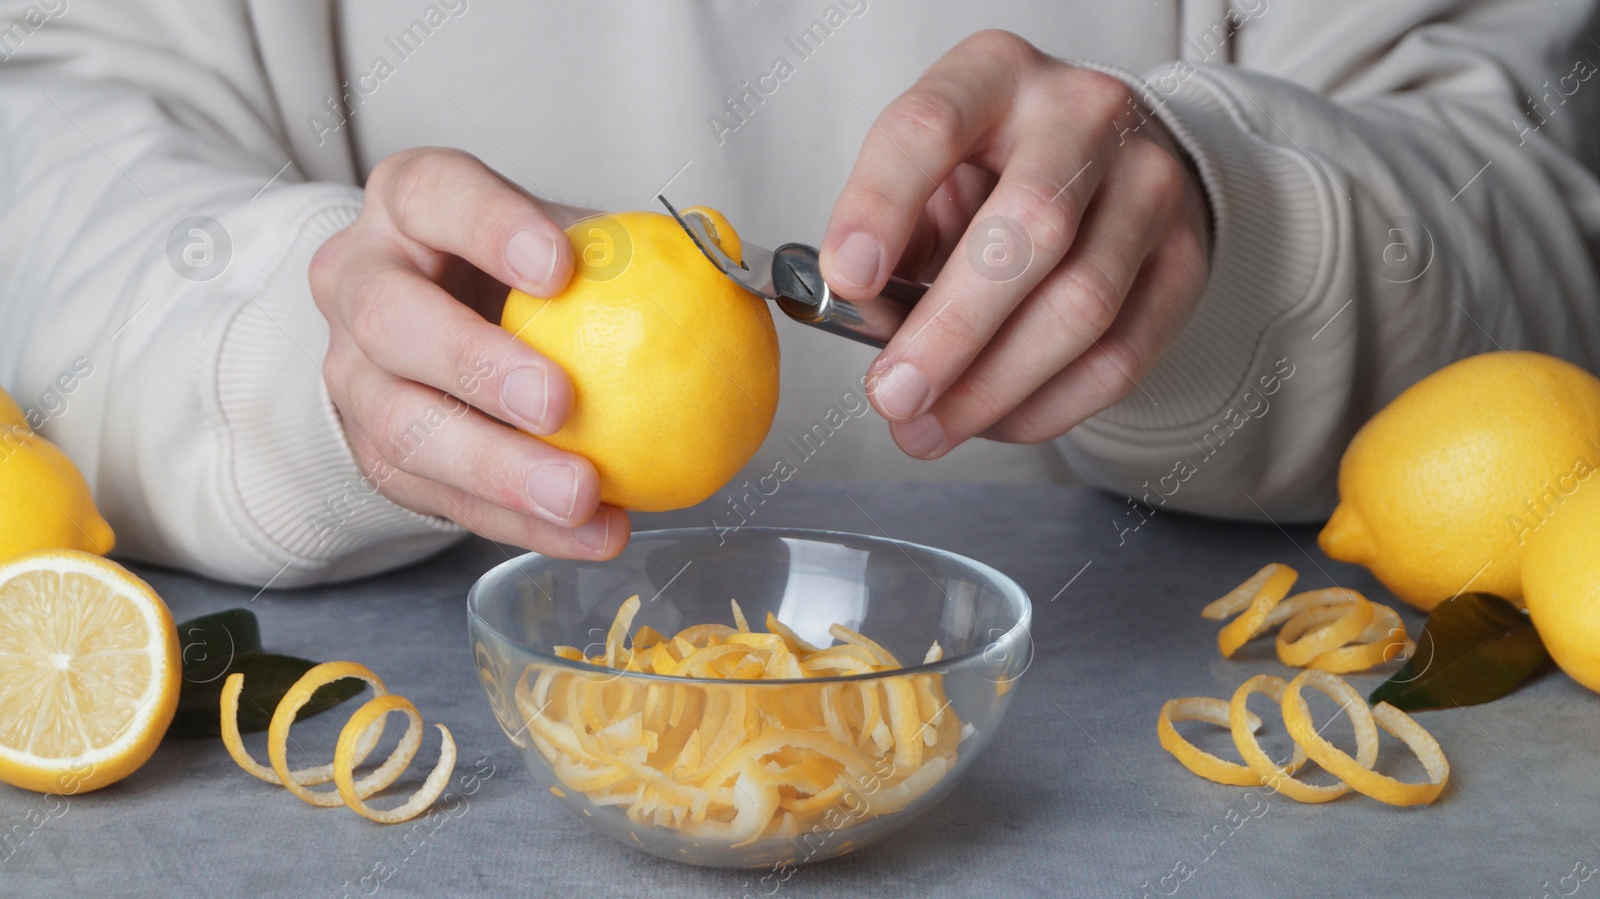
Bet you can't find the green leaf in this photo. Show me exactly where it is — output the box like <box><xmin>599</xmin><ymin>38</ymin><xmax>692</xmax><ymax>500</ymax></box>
<box><xmin>168</xmin><ymin>651</ymin><xmax>366</xmax><ymax>740</ymax></box>
<box><xmin>1369</xmin><ymin>592</ymin><xmax>1550</xmax><ymax>712</ymax></box>
<box><xmin>175</xmin><ymin>608</ymin><xmax>262</xmax><ymax>667</ymax></box>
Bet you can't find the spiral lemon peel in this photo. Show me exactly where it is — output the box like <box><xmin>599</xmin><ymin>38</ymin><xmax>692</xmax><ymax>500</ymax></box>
<box><xmin>1157</xmin><ymin>696</ymin><xmax>1264</xmax><ymax>787</ymax></box>
<box><xmin>1282</xmin><ymin>670</ymin><xmax>1449</xmax><ymax>806</ymax></box>
<box><xmin>1167</xmin><ymin>565</ymin><xmax>1448</xmax><ymax>807</ymax></box>
<box><xmin>1228</xmin><ymin>673</ymin><xmax>1365</xmax><ymax>804</ymax></box>
<box><xmin>1205</xmin><ymin>567</ymin><xmax>1411</xmax><ymax>674</ymax></box>
<box><xmin>1159</xmin><ymin>670</ymin><xmax>1445</xmax><ymax>806</ymax></box>
<box><xmin>221</xmin><ymin>661</ymin><xmax>455</xmax><ymax>824</ymax></box>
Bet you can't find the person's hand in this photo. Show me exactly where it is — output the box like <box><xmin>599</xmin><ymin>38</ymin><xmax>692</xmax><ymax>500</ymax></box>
<box><xmin>309</xmin><ymin>147</ymin><xmax>627</xmax><ymax>557</ymax></box>
<box><xmin>820</xmin><ymin>30</ymin><xmax>1212</xmax><ymax>458</ymax></box>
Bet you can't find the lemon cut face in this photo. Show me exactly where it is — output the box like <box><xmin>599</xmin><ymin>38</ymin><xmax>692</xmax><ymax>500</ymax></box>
<box><xmin>0</xmin><ymin>550</ymin><xmax>179</xmax><ymax>794</ymax></box>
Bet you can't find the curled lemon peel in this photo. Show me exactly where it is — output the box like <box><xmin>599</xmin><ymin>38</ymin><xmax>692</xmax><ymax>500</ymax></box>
<box><xmin>333</xmin><ymin>694</ymin><xmax>459</xmax><ymax>824</ymax></box>
<box><xmin>1157</xmin><ymin>696</ymin><xmax>1265</xmax><ymax>787</ymax></box>
<box><xmin>1282</xmin><ymin>670</ymin><xmax>1449</xmax><ymax>806</ymax></box>
<box><xmin>1306</xmin><ymin>604</ymin><xmax>1416</xmax><ymax>674</ymax></box>
<box><xmin>221</xmin><ymin>663</ymin><xmax>388</xmax><ymax>789</ymax></box>
<box><xmin>1227</xmin><ymin>674</ymin><xmax>1363</xmax><ymax>804</ymax></box>
<box><xmin>1165</xmin><ymin>566</ymin><xmax>1447</xmax><ymax>807</ymax></box>
<box><xmin>1160</xmin><ymin>670</ymin><xmax>1444</xmax><ymax>806</ymax></box>
<box><xmin>220</xmin><ymin>661</ymin><xmax>456</xmax><ymax>824</ymax></box>
<box><xmin>268</xmin><ymin>662</ymin><xmax>414</xmax><ymax>809</ymax></box>
<box><xmin>1205</xmin><ymin>568</ymin><xmax>1411</xmax><ymax>674</ymax></box>
<box><xmin>1209</xmin><ymin>564</ymin><xmax>1299</xmax><ymax>657</ymax></box>
<box><xmin>1275</xmin><ymin>595</ymin><xmax>1374</xmax><ymax>667</ymax></box>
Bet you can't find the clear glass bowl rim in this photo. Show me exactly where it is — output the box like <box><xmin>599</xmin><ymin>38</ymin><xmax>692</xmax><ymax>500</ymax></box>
<box><xmin>466</xmin><ymin>525</ymin><xmax>1033</xmax><ymax>687</ymax></box>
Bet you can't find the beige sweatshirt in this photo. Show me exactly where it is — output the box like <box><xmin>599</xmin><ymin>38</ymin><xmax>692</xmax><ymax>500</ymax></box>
<box><xmin>1</xmin><ymin>0</ymin><xmax>1597</xmax><ymax>585</ymax></box>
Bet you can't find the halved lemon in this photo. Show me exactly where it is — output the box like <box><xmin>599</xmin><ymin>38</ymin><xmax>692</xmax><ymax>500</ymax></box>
<box><xmin>0</xmin><ymin>550</ymin><xmax>180</xmax><ymax>794</ymax></box>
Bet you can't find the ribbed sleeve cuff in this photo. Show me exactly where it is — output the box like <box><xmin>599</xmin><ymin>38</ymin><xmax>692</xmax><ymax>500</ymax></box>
<box><xmin>1071</xmin><ymin>61</ymin><xmax>1334</xmax><ymax>433</ymax></box>
<box><xmin>1049</xmin><ymin>63</ymin><xmax>1337</xmax><ymax>511</ymax></box>
<box><xmin>216</xmin><ymin>196</ymin><xmax>463</xmax><ymax>586</ymax></box>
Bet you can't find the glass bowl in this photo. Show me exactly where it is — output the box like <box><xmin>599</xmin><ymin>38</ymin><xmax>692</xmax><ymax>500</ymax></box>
<box><xmin>467</xmin><ymin>526</ymin><xmax>1032</xmax><ymax>869</ymax></box>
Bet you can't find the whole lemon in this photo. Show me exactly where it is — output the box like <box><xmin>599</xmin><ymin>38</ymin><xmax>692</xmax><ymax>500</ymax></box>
<box><xmin>1319</xmin><ymin>352</ymin><xmax>1600</xmax><ymax>611</ymax></box>
<box><xmin>1524</xmin><ymin>478</ymin><xmax>1600</xmax><ymax>693</ymax></box>
<box><xmin>0</xmin><ymin>390</ymin><xmax>115</xmax><ymax>559</ymax></box>
<box><xmin>501</xmin><ymin>209</ymin><xmax>779</xmax><ymax>512</ymax></box>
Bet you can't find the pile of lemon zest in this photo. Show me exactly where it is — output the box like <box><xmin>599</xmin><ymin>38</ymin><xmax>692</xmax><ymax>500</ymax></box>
<box><xmin>525</xmin><ymin>599</ymin><xmax>965</xmax><ymax>845</ymax></box>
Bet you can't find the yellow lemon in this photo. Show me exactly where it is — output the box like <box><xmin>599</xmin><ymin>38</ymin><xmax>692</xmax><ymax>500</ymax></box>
<box><xmin>0</xmin><ymin>390</ymin><xmax>115</xmax><ymax>559</ymax></box>
<box><xmin>1319</xmin><ymin>352</ymin><xmax>1600</xmax><ymax>611</ymax></box>
<box><xmin>1318</xmin><ymin>350</ymin><xmax>1600</xmax><ymax>607</ymax></box>
<box><xmin>0</xmin><ymin>549</ymin><xmax>180</xmax><ymax>794</ymax></box>
<box><xmin>501</xmin><ymin>208</ymin><xmax>779</xmax><ymax>512</ymax></box>
<box><xmin>1523</xmin><ymin>475</ymin><xmax>1600</xmax><ymax>693</ymax></box>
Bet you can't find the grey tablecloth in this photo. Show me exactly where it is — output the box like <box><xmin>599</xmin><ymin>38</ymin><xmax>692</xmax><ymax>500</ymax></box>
<box><xmin>2</xmin><ymin>483</ymin><xmax>1591</xmax><ymax>898</ymax></box>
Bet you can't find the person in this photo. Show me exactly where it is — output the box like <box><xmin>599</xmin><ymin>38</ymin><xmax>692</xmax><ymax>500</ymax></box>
<box><xmin>1</xmin><ymin>0</ymin><xmax>1596</xmax><ymax>587</ymax></box>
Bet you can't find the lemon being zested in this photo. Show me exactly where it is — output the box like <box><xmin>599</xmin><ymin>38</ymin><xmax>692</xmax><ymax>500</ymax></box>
<box><xmin>0</xmin><ymin>550</ymin><xmax>180</xmax><ymax>794</ymax></box>
<box><xmin>1319</xmin><ymin>352</ymin><xmax>1600</xmax><ymax>611</ymax></box>
<box><xmin>501</xmin><ymin>208</ymin><xmax>780</xmax><ymax>512</ymax></box>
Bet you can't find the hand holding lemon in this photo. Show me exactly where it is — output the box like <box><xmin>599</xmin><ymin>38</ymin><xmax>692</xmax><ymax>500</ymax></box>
<box><xmin>310</xmin><ymin>148</ymin><xmax>615</xmax><ymax>558</ymax></box>
<box><xmin>310</xmin><ymin>148</ymin><xmax>781</xmax><ymax>557</ymax></box>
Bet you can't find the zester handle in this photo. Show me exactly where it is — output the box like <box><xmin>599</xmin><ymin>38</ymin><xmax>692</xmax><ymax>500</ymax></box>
<box><xmin>769</xmin><ymin>243</ymin><xmax>926</xmax><ymax>350</ymax></box>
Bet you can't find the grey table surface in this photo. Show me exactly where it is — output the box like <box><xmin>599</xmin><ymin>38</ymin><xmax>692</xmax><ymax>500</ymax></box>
<box><xmin>1</xmin><ymin>482</ymin><xmax>1592</xmax><ymax>898</ymax></box>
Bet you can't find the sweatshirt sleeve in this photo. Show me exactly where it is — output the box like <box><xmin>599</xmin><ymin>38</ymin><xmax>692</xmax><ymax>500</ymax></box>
<box><xmin>1060</xmin><ymin>0</ymin><xmax>1600</xmax><ymax>524</ymax></box>
<box><xmin>0</xmin><ymin>1</ymin><xmax>463</xmax><ymax>587</ymax></box>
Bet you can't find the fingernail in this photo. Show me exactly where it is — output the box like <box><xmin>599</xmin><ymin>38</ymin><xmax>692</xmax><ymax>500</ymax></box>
<box><xmin>574</xmin><ymin>513</ymin><xmax>611</xmax><ymax>552</ymax></box>
<box><xmin>507</xmin><ymin>230</ymin><xmax>560</xmax><ymax>293</ymax></box>
<box><xmin>895</xmin><ymin>414</ymin><xmax>947</xmax><ymax>458</ymax></box>
<box><xmin>869</xmin><ymin>362</ymin><xmax>931</xmax><ymax>421</ymax></box>
<box><xmin>501</xmin><ymin>367</ymin><xmax>552</xmax><ymax>433</ymax></box>
<box><xmin>831</xmin><ymin>231</ymin><xmax>882</xmax><ymax>291</ymax></box>
<box><xmin>527</xmin><ymin>462</ymin><xmax>580</xmax><ymax>522</ymax></box>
